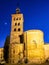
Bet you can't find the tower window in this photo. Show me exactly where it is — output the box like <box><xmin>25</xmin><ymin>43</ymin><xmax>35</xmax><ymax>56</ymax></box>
<box><xmin>18</xmin><ymin>23</ymin><xmax>20</xmax><ymax>26</ymax></box>
<box><xmin>18</xmin><ymin>28</ymin><xmax>20</xmax><ymax>31</ymax></box>
<box><xmin>19</xmin><ymin>18</ymin><xmax>21</xmax><ymax>20</ymax></box>
<box><xmin>16</xmin><ymin>18</ymin><xmax>18</xmax><ymax>20</ymax></box>
<box><xmin>14</xmin><ymin>18</ymin><xmax>15</xmax><ymax>21</ymax></box>
<box><xmin>15</xmin><ymin>23</ymin><xmax>17</xmax><ymax>26</ymax></box>
<box><xmin>14</xmin><ymin>28</ymin><xmax>16</xmax><ymax>31</ymax></box>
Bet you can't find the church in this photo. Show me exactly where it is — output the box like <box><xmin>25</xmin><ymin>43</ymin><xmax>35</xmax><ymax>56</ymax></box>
<box><xmin>0</xmin><ymin>8</ymin><xmax>49</xmax><ymax>64</ymax></box>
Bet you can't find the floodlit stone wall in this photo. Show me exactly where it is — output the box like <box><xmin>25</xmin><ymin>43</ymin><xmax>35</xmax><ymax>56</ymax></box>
<box><xmin>10</xmin><ymin>9</ymin><xmax>24</xmax><ymax>44</ymax></box>
<box><xmin>0</xmin><ymin>48</ymin><xmax>4</xmax><ymax>61</ymax></box>
<box><xmin>9</xmin><ymin>8</ymin><xmax>24</xmax><ymax>64</ymax></box>
<box><xmin>24</xmin><ymin>30</ymin><xmax>45</xmax><ymax>64</ymax></box>
<box><xmin>44</xmin><ymin>44</ymin><xmax>49</xmax><ymax>60</ymax></box>
<box><xmin>27</xmin><ymin>48</ymin><xmax>45</xmax><ymax>64</ymax></box>
<box><xmin>9</xmin><ymin>43</ymin><xmax>24</xmax><ymax>64</ymax></box>
<box><xmin>7</xmin><ymin>8</ymin><xmax>49</xmax><ymax>64</ymax></box>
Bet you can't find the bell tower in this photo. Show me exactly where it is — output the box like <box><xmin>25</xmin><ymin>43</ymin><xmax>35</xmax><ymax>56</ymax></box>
<box><xmin>10</xmin><ymin>8</ymin><xmax>24</xmax><ymax>44</ymax></box>
<box><xmin>9</xmin><ymin>8</ymin><xmax>24</xmax><ymax>63</ymax></box>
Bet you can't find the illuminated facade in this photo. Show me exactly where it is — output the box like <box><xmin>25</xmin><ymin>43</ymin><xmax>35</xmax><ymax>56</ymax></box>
<box><xmin>10</xmin><ymin>8</ymin><xmax>24</xmax><ymax>44</ymax></box>
<box><xmin>1</xmin><ymin>8</ymin><xmax>49</xmax><ymax>64</ymax></box>
<box><xmin>8</xmin><ymin>8</ymin><xmax>49</xmax><ymax>64</ymax></box>
<box><xmin>44</xmin><ymin>44</ymin><xmax>49</xmax><ymax>60</ymax></box>
<box><xmin>0</xmin><ymin>48</ymin><xmax>4</xmax><ymax>61</ymax></box>
<box><xmin>9</xmin><ymin>8</ymin><xmax>24</xmax><ymax>64</ymax></box>
<box><xmin>24</xmin><ymin>30</ymin><xmax>45</xmax><ymax>64</ymax></box>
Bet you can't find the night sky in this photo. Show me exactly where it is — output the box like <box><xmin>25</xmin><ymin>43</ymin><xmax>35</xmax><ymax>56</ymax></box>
<box><xmin>0</xmin><ymin>0</ymin><xmax>49</xmax><ymax>47</ymax></box>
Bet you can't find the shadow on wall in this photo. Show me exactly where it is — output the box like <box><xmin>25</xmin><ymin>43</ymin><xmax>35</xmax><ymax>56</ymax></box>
<box><xmin>3</xmin><ymin>34</ymin><xmax>24</xmax><ymax>63</ymax></box>
<box><xmin>19</xmin><ymin>34</ymin><xmax>24</xmax><ymax>43</ymax></box>
<box><xmin>4</xmin><ymin>36</ymin><xmax>10</xmax><ymax>63</ymax></box>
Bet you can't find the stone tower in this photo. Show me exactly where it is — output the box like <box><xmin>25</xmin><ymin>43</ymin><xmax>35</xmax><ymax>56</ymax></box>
<box><xmin>10</xmin><ymin>8</ymin><xmax>24</xmax><ymax>44</ymax></box>
<box><xmin>9</xmin><ymin>8</ymin><xmax>24</xmax><ymax>64</ymax></box>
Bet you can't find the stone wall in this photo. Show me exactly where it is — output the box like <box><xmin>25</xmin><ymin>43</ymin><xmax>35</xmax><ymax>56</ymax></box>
<box><xmin>9</xmin><ymin>43</ymin><xmax>24</xmax><ymax>64</ymax></box>
<box><xmin>24</xmin><ymin>30</ymin><xmax>45</xmax><ymax>64</ymax></box>
<box><xmin>0</xmin><ymin>48</ymin><xmax>4</xmax><ymax>61</ymax></box>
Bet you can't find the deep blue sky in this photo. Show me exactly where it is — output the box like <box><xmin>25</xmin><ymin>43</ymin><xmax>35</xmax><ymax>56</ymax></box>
<box><xmin>0</xmin><ymin>0</ymin><xmax>49</xmax><ymax>47</ymax></box>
